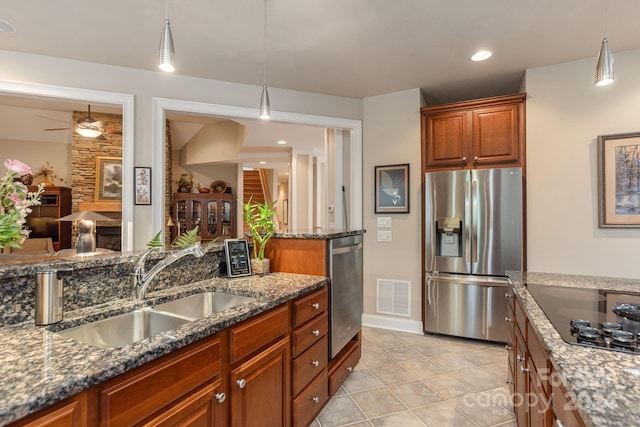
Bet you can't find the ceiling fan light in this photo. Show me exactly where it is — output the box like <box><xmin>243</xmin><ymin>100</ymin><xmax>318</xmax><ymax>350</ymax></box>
<box><xmin>595</xmin><ymin>36</ymin><xmax>614</xmax><ymax>86</ymax></box>
<box><xmin>158</xmin><ymin>18</ymin><xmax>175</xmax><ymax>72</ymax></box>
<box><xmin>75</xmin><ymin>127</ymin><xmax>102</xmax><ymax>138</ymax></box>
<box><xmin>259</xmin><ymin>85</ymin><xmax>271</xmax><ymax>120</ymax></box>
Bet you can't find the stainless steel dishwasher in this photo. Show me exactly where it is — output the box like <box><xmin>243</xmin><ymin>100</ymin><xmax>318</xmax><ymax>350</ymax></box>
<box><xmin>329</xmin><ymin>234</ymin><xmax>363</xmax><ymax>358</ymax></box>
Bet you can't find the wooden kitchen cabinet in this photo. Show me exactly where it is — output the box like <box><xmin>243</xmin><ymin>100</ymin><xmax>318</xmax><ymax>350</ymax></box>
<box><xmin>506</xmin><ymin>287</ymin><xmax>581</xmax><ymax>427</ymax></box>
<box><xmin>172</xmin><ymin>193</ymin><xmax>234</xmax><ymax>243</ymax></box>
<box><xmin>8</xmin><ymin>393</ymin><xmax>86</xmax><ymax>427</ymax></box>
<box><xmin>230</xmin><ymin>337</ymin><xmax>291</xmax><ymax>427</ymax></box>
<box><xmin>421</xmin><ymin>93</ymin><xmax>525</xmax><ymax>171</ymax></box>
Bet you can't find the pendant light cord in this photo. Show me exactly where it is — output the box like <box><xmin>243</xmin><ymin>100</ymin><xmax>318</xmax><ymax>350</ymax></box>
<box><xmin>165</xmin><ymin>0</ymin><xmax>169</xmax><ymax>21</ymax></box>
<box><xmin>602</xmin><ymin>0</ymin><xmax>608</xmax><ymax>38</ymax></box>
<box><xmin>263</xmin><ymin>0</ymin><xmax>267</xmax><ymax>86</ymax></box>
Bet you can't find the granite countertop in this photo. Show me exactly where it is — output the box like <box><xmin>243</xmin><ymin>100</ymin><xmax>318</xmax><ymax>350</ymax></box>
<box><xmin>508</xmin><ymin>271</ymin><xmax>640</xmax><ymax>427</ymax></box>
<box><xmin>0</xmin><ymin>272</ymin><xmax>329</xmax><ymax>426</ymax></box>
<box><xmin>273</xmin><ymin>228</ymin><xmax>365</xmax><ymax>239</ymax></box>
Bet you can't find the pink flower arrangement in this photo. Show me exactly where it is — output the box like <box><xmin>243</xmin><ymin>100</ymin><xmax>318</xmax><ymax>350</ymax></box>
<box><xmin>0</xmin><ymin>159</ymin><xmax>45</xmax><ymax>249</ymax></box>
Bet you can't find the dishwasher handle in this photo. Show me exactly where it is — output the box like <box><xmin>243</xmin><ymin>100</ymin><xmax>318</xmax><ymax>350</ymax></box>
<box><xmin>332</xmin><ymin>242</ymin><xmax>362</xmax><ymax>255</ymax></box>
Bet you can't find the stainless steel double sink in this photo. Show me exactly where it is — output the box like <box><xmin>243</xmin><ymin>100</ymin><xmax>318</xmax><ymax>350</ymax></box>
<box><xmin>58</xmin><ymin>292</ymin><xmax>254</xmax><ymax>348</ymax></box>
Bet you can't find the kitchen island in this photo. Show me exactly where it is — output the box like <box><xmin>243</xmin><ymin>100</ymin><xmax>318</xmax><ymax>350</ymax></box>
<box><xmin>0</xmin><ymin>268</ymin><xmax>329</xmax><ymax>426</ymax></box>
<box><xmin>508</xmin><ymin>271</ymin><xmax>640</xmax><ymax>427</ymax></box>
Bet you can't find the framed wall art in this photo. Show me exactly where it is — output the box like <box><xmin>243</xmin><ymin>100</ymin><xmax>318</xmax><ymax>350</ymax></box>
<box><xmin>598</xmin><ymin>132</ymin><xmax>640</xmax><ymax>227</ymax></box>
<box><xmin>95</xmin><ymin>156</ymin><xmax>122</xmax><ymax>202</ymax></box>
<box><xmin>134</xmin><ymin>166</ymin><xmax>152</xmax><ymax>205</ymax></box>
<box><xmin>374</xmin><ymin>163</ymin><xmax>409</xmax><ymax>214</ymax></box>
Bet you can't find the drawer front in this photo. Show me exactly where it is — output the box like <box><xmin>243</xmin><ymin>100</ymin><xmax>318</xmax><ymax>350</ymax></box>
<box><xmin>514</xmin><ymin>296</ymin><xmax>527</xmax><ymax>340</ymax></box>
<box><xmin>293</xmin><ymin>335</ymin><xmax>328</xmax><ymax>396</ymax></box>
<box><xmin>527</xmin><ymin>322</ymin><xmax>551</xmax><ymax>394</ymax></box>
<box><xmin>293</xmin><ymin>287</ymin><xmax>328</xmax><ymax>328</ymax></box>
<box><xmin>329</xmin><ymin>339</ymin><xmax>361</xmax><ymax>396</ymax></box>
<box><xmin>230</xmin><ymin>305</ymin><xmax>290</xmax><ymax>364</ymax></box>
<box><xmin>506</xmin><ymin>287</ymin><xmax>515</xmax><ymax>314</ymax></box>
<box><xmin>293</xmin><ymin>311</ymin><xmax>328</xmax><ymax>357</ymax></box>
<box><xmin>292</xmin><ymin>369</ymin><xmax>329</xmax><ymax>427</ymax></box>
<box><xmin>100</xmin><ymin>336</ymin><xmax>221</xmax><ymax>427</ymax></box>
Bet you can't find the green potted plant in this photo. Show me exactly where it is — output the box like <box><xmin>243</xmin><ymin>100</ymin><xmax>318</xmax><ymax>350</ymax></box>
<box><xmin>243</xmin><ymin>197</ymin><xmax>277</xmax><ymax>275</ymax></box>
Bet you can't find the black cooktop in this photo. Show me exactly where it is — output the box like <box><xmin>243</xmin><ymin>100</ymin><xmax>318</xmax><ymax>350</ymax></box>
<box><xmin>525</xmin><ymin>283</ymin><xmax>640</xmax><ymax>354</ymax></box>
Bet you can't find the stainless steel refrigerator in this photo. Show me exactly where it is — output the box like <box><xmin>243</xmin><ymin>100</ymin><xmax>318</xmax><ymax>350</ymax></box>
<box><xmin>424</xmin><ymin>167</ymin><xmax>522</xmax><ymax>342</ymax></box>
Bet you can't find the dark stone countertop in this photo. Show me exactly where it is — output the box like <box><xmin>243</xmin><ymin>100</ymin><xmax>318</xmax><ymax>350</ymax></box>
<box><xmin>272</xmin><ymin>229</ymin><xmax>365</xmax><ymax>239</ymax></box>
<box><xmin>508</xmin><ymin>271</ymin><xmax>640</xmax><ymax>427</ymax></box>
<box><xmin>0</xmin><ymin>272</ymin><xmax>329</xmax><ymax>426</ymax></box>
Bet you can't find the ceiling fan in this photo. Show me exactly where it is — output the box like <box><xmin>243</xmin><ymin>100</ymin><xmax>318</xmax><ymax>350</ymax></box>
<box><xmin>42</xmin><ymin>104</ymin><xmax>122</xmax><ymax>140</ymax></box>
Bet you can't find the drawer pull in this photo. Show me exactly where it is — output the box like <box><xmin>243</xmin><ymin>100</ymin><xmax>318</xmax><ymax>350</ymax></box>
<box><xmin>346</xmin><ymin>366</ymin><xmax>353</xmax><ymax>373</ymax></box>
<box><xmin>215</xmin><ymin>392</ymin><xmax>226</xmax><ymax>403</ymax></box>
<box><xmin>236</xmin><ymin>379</ymin><xmax>246</xmax><ymax>389</ymax></box>
<box><xmin>505</xmin><ymin>316</ymin><xmax>513</xmax><ymax>323</ymax></box>
<box><xmin>505</xmin><ymin>344</ymin><xmax>512</xmax><ymax>351</ymax></box>
<box><xmin>311</xmin><ymin>303</ymin><xmax>320</xmax><ymax>310</ymax></box>
<box><xmin>461</xmin><ymin>156</ymin><xmax>467</xmax><ymax>162</ymax></box>
<box><xmin>517</xmin><ymin>354</ymin><xmax>524</xmax><ymax>363</ymax></box>
<box><xmin>312</xmin><ymin>360</ymin><xmax>320</xmax><ymax>367</ymax></box>
<box><xmin>520</xmin><ymin>366</ymin><xmax>530</xmax><ymax>374</ymax></box>
<box><xmin>505</xmin><ymin>292</ymin><xmax>512</xmax><ymax>299</ymax></box>
<box><xmin>312</xmin><ymin>329</ymin><xmax>320</xmax><ymax>337</ymax></box>
<box><xmin>505</xmin><ymin>379</ymin><xmax>512</xmax><ymax>384</ymax></box>
<box><xmin>474</xmin><ymin>155</ymin><xmax>479</xmax><ymax>162</ymax></box>
<box><xmin>312</xmin><ymin>396</ymin><xmax>320</xmax><ymax>403</ymax></box>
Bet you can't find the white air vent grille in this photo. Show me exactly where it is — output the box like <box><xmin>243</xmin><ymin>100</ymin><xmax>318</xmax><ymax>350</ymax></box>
<box><xmin>376</xmin><ymin>279</ymin><xmax>410</xmax><ymax>317</ymax></box>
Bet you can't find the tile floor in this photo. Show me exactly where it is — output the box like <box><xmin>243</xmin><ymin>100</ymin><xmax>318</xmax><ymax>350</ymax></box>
<box><xmin>312</xmin><ymin>326</ymin><xmax>516</xmax><ymax>427</ymax></box>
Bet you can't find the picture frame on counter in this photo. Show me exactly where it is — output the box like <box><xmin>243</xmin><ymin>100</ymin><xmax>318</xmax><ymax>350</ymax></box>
<box><xmin>134</xmin><ymin>166</ymin><xmax>151</xmax><ymax>205</ymax></box>
<box><xmin>598</xmin><ymin>132</ymin><xmax>640</xmax><ymax>227</ymax></box>
<box><xmin>375</xmin><ymin>163</ymin><xmax>409</xmax><ymax>213</ymax></box>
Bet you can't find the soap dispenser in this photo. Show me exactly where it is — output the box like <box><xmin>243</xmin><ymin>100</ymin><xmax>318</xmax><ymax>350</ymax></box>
<box><xmin>35</xmin><ymin>269</ymin><xmax>72</xmax><ymax>326</ymax></box>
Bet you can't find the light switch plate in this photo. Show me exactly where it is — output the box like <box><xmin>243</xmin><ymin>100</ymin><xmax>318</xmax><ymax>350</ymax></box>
<box><xmin>377</xmin><ymin>217</ymin><xmax>392</xmax><ymax>228</ymax></box>
<box><xmin>377</xmin><ymin>230</ymin><xmax>392</xmax><ymax>242</ymax></box>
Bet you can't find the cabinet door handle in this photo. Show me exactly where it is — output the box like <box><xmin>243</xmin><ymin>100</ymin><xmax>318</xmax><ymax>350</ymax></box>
<box><xmin>461</xmin><ymin>156</ymin><xmax>467</xmax><ymax>162</ymax></box>
<box><xmin>505</xmin><ymin>316</ymin><xmax>513</xmax><ymax>323</ymax></box>
<box><xmin>505</xmin><ymin>344</ymin><xmax>512</xmax><ymax>351</ymax></box>
<box><xmin>505</xmin><ymin>379</ymin><xmax>513</xmax><ymax>384</ymax></box>
<box><xmin>312</xmin><ymin>396</ymin><xmax>320</xmax><ymax>403</ymax></box>
<box><xmin>517</xmin><ymin>354</ymin><xmax>525</xmax><ymax>362</ymax></box>
<box><xmin>312</xmin><ymin>329</ymin><xmax>320</xmax><ymax>336</ymax></box>
<box><xmin>215</xmin><ymin>392</ymin><xmax>226</xmax><ymax>403</ymax></box>
<box><xmin>236</xmin><ymin>379</ymin><xmax>246</xmax><ymax>389</ymax></box>
<box><xmin>474</xmin><ymin>155</ymin><xmax>479</xmax><ymax>162</ymax></box>
<box><xmin>346</xmin><ymin>366</ymin><xmax>353</xmax><ymax>372</ymax></box>
<box><xmin>311</xmin><ymin>303</ymin><xmax>320</xmax><ymax>310</ymax></box>
<box><xmin>312</xmin><ymin>360</ymin><xmax>320</xmax><ymax>367</ymax></box>
<box><xmin>505</xmin><ymin>292</ymin><xmax>512</xmax><ymax>300</ymax></box>
<box><xmin>520</xmin><ymin>366</ymin><xmax>530</xmax><ymax>374</ymax></box>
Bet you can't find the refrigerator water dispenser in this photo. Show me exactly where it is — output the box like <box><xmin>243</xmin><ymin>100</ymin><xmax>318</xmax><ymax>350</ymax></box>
<box><xmin>436</xmin><ymin>217</ymin><xmax>461</xmax><ymax>257</ymax></box>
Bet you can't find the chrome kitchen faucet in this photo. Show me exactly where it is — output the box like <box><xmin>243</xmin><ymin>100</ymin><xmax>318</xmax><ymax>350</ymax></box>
<box><xmin>132</xmin><ymin>245</ymin><xmax>205</xmax><ymax>301</ymax></box>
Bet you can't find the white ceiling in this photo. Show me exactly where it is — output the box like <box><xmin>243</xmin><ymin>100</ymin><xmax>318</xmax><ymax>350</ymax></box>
<box><xmin>2</xmin><ymin>0</ymin><xmax>640</xmax><ymax>104</ymax></box>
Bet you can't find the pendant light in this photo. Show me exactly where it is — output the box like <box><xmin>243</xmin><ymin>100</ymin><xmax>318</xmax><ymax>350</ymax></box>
<box><xmin>259</xmin><ymin>0</ymin><xmax>271</xmax><ymax>119</ymax></box>
<box><xmin>595</xmin><ymin>0</ymin><xmax>614</xmax><ymax>86</ymax></box>
<box><xmin>158</xmin><ymin>0</ymin><xmax>176</xmax><ymax>72</ymax></box>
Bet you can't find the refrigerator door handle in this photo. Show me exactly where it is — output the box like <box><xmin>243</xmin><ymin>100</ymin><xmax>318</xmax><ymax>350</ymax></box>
<box><xmin>464</xmin><ymin>178</ymin><xmax>472</xmax><ymax>266</ymax></box>
<box><xmin>470</xmin><ymin>178</ymin><xmax>478</xmax><ymax>265</ymax></box>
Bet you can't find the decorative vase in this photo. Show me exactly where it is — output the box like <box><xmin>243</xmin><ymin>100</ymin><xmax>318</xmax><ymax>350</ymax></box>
<box><xmin>199</xmin><ymin>187</ymin><xmax>210</xmax><ymax>193</ymax></box>
<box><xmin>251</xmin><ymin>258</ymin><xmax>270</xmax><ymax>275</ymax></box>
<box><xmin>43</xmin><ymin>177</ymin><xmax>54</xmax><ymax>186</ymax></box>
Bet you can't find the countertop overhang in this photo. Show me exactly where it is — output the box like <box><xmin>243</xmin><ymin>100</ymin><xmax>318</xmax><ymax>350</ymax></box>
<box><xmin>0</xmin><ymin>272</ymin><xmax>329</xmax><ymax>426</ymax></box>
<box><xmin>508</xmin><ymin>271</ymin><xmax>640</xmax><ymax>427</ymax></box>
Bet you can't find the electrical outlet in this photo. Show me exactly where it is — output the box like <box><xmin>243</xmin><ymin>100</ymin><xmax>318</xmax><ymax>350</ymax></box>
<box><xmin>377</xmin><ymin>230</ymin><xmax>392</xmax><ymax>242</ymax></box>
<box><xmin>377</xmin><ymin>216</ymin><xmax>392</xmax><ymax>228</ymax></box>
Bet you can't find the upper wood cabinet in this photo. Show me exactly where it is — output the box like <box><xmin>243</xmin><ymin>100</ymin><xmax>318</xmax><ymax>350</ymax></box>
<box><xmin>172</xmin><ymin>193</ymin><xmax>234</xmax><ymax>243</ymax></box>
<box><xmin>421</xmin><ymin>93</ymin><xmax>526</xmax><ymax>171</ymax></box>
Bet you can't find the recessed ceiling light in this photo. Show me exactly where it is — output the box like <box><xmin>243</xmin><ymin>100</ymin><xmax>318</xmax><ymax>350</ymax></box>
<box><xmin>259</xmin><ymin>161</ymin><xmax>267</xmax><ymax>164</ymax></box>
<box><xmin>471</xmin><ymin>50</ymin><xmax>492</xmax><ymax>62</ymax></box>
<box><xmin>277</xmin><ymin>140</ymin><xmax>287</xmax><ymax>145</ymax></box>
<box><xmin>0</xmin><ymin>19</ymin><xmax>17</xmax><ymax>33</ymax></box>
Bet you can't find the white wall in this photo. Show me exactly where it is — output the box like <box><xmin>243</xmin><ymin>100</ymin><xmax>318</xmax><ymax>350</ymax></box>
<box><xmin>0</xmin><ymin>49</ymin><xmax>361</xmax><ymax>249</ymax></box>
<box><xmin>526</xmin><ymin>48</ymin><xmax>640</xmax><ymax>278</ymax></box>
<box><xmin>0</xmin><ymin>140</ymin><xmax>71</xmax><ymax>185</ymax></box>
<box><xmin>362</xmin><ymin>89</ymin><xmax>425</xmax><ymax>333</ymax></box>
